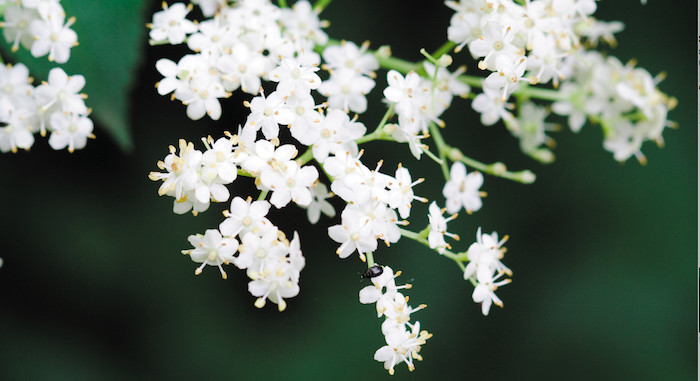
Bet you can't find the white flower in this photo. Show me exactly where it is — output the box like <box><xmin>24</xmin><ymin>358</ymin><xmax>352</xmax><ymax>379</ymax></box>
<box><xmin>472</xmin><ymin>268</ymin><xmax>511</xmax><ymax>316</ymax></box>
<box><xmin>374</xmin><ymin>322</ymin><xmax>431</xmax><ymax>375</ymax></box>
<box><xmin>383</xmin><ymin>70</ymin><xmax>423</xmax><ymax>118</ymax></box>
<box><xmin>0</xmin><ymin>63</ymin><xmax>34</xmax><ymax>104</ymax></box>
<box><xmin>327</xmin><ymin>205</ymin><xmax>377</xmax><ymax>261</ymax></box>
<box><xmin>201</xmin><ymin>137</ymin><xmax>238</xmax><ymax>184</ymax></box>
<box><xmin>191</xmin><ymin>0</ymin><xmax>226</xmax><ymax>17</ymax></box>
<box><xmin>154</xmin><ymin>57</ymin><xmax>189</xmax><ymax>97</ymax></box>
<box><xmin>0</xmin><ymin>98</ymin><xmax>35</xmax><ymax>153</ymax></box>
<box><xmin>386</xmin><ymin>166</ymin><xmax>426</xmax><ymax>219</ymax></box>
<box><xmin>279</xmin><ymin>0</ymin><xmax>328</xmax><ymax>46</ymax></box>
<box><xmin>148</xmin><ymin>2</ymin><xmax>198</xmax><ymax>44</ymax></box>
<box><xmin>186</xmin><ymin>16</ymin><xmax>233</xmax><ymax>54</ymax></box>
<box><xmin>243</xmin><ymin>90</ymin><xmax>294</xmax><ymax>140</ymax></box>
<box><xmin>309</xmin><ymin>108</ymin><xmax>365</xmax><ymax>162</ymax></box>
<box><xmin>236</xmin><ymin>229</ymin><xmax>285</xmax><ymax>273</ymax></box>
<box><xmin>468</xmin><ymin>21</ymin><xmax>524</xmax><ymax>71</ymax></box>
<box><xmin>1</xmin><ymin>4</ymin><xmax>39</xmax><ymax>52</ymax></box>
<box><xmin>260</xmin><ymin>160</ymin><xmax>319</xmax><ymax>208</ymax></box>
<box><xmin>29</xmin><ymin>14</ymin><xmax>77</xmax><ymax>63</ymax></box>
<box><xmin>179</xmin><ymin>71</ymin><xmax>230</xmax><ymax>121</ymax></box>
<box><xmin>248</xmin><ymin>259</ymin><xmax>301</xmax><ymax>312</ymax></box>
<box><xmin>149</xmin><ymin>139</ymin><xmax>202</xmax><ymax>201</ymax></box>
<box><xmin>219</xmin><ymin>196</ymin><xmax>271</xmax><ymax>238</ymax></box>
<box><xmin>268</xmin><ymin>56</ymin><xmax>321</xmax><ymax>97</ymax></box>
<box><xmin>427</xmin><ymin>202</ymin><xmax>458</xmax><ymax>254</ymax></box>
<box><xmin>47</xmin><ymin>112</ymin><xmax>93</xmax><ymax>152</ymax></box>
<box><xmin>318</xmin><ymin>69</ymin><xmax>375</xmax><ymax>114</ymax></box>
<box><xmin>217</xmin><ymin>43</ymin><xmax>265</xmax><ymax>94</ymax></box>
<box><xmin>483</xmin><ymin>55</ymin><xmax>530</xmax><ymax>101</ymax></box>
<box><xmin>472</xmin><ymin>86</ymin><xmax>515</xmax><ymax>126</ymax></box>
<box><xmin>447</xmin><ymin>10</ymin><xmax>481</xmax><ymax>53</ymax></box>
<box><xmin>301</xmin><ymin>182</ymin><xmax>336</xmax><ymax>224</ymax></box>
<box><xmin>183</xmin><ymin>229</ymin><xmax>239</xmax><ymax>279</ymax></box>
<box><xmin>442</xmin><ymin>162</ymin><xmax>484</xmax><ymax>214</ymax></box>
<box><xmin>34</xmin><ymin>67</ymin><xmax>88</xmax><ymax>116</ymax></box>
<box><xmin>172</xmin><ymin>188</ymin><xmax>210</xmax><ymax>216</ymax></box>
<box><xmin>463</xmin><ymin>227</ymin><xmax>511</xmax><ymax>281</ymax></box>
<box><xmin>322</xmin><ymin>40</ymin><xmax>378</xmax><ymax>76</ymax></box>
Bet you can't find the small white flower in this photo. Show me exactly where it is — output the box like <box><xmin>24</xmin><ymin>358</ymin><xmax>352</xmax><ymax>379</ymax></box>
<box><xmin>29</xmin><ymin>14</ymin><xmax>77</xmax><ymax>63</ymax></box>
<box><xmin>328</xmin><ymin>205</ymin><xmax>377</xmax><ymax>261</ymax></box>
<box><xmin>47</xmin><ymin>112</ymin><xmax>93</xmax><ymax>153</ymax></box>
<box><xmin>149</xmin><ymin>139</ymin><xmax>202</xmax><ymax>201</ymax></box>
<box><xmin>183</xmin><ymin>229</ymin><xmax>239</xmax><ymax>279</ymax></box>
<box><xmin>268</xmin><ymin>56</ymin><xmax>321</xmax><ymax>98</ymax></box>
<box><xmin>219</xmin><ymin>196</ymin><xmax>271</xmax><ymax>238</ymax></box>
<box><xmin>322</xmin><ymin>40</ymin><xmax>378</xmax><ymax>76</ymax></box>
<box><xmin>386</xmin><ymin>166</ymin><xmax>426</xmax><ymax>219</ymax></box>
<box><xmin>148</xmin><ymin>2</ymin><xmax>197</xmax><ymax>45</ymax></box>
<box><xmin>260</xmin><ymin>160</ymin><xmax>319</xmax><ymax>208</ymax></box>
<box><xmin>35</xmin><ymin>67</ymin><xmax>88</xmax><ymax>116</ymax></box>
<box><xmin>472</xmin><ymin>268</ymin><xmax>511</xmax><ymax>316</ymax></box>
<box><xmin>301</xmin><ymin>182</ymin><xmax>336</xmax><ymax>224</ymax></box>
<box><xmin>427</xmin><ymin>202</ymin><xmax>458</xmax><ymax>254</ymax></box>
<box><xmin>374</xmin><ymin>322</ymin><xmax>431</xmax><ymax>375</ymax></box>
<box><xmin>442</xmin><ymin>162</ymin><xmax>484</xmax><ymax>214</ymax></box>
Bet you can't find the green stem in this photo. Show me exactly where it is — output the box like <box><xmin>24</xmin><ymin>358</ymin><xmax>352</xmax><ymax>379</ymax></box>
<box><xmin>431</xmin><ymin>41</ymin><xmax>457</xmax><ymax>59</ymax></box>
<box><xmin>375</xmin><ymin>53</ymin><xmax>420</xmax><ymax>74</ymax></box>
<box><xmin>297</xmin><ymin>147</ymin><xmax>314</xmax><ymax>166</ymax></box>
<box><xmin>399</xmin><ymin>228</ymin><xmax>465</xmax><ymax>272</ymax></box>
<box><xmin>428</xmin><ymin>122</ymin><xmax>450</xmax><ymax>181</ymax></box>
<box><xmin>257</xmin><ymin>190</ymin><xmax>269</xmax><ymax>201</ymax></box>
<box><xmin>444</xmin><ymin>147</ymin><xmax>536</xmax><ymax>184</ymax></box>
<box><xmin>366</xmin><ymin>251</ymin><xmax>375</xmax><ymax>267</ymax></box>
<box><xmin>277</xmin><ymin>0</ymin><xmax>288</xmax><ymax>7</ymax></box>
<box><xmin>313</xmin><ymin>0</ymin><xmax>332</xmax><ymax>13</ymax></box>
<box><xmin>516</xmin><ymin>83</ymin><xmax>566</xmax><ymax>101</ymax></box>
<box><xmin>355</xmin><ymin>103</ymin><xmax>395</xmax><ymax>145</ymax></box>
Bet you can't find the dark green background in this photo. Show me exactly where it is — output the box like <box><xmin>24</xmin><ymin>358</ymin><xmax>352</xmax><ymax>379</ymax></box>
<box><xmin>0</xmin><ymin>1</ymin><xmax>695</xmax><ymax>379</ymax></box>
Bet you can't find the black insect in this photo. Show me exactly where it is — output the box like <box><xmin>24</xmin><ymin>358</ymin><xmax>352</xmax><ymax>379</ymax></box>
<box><xmin>361</xmin><ymin>264</ymin><xmax>383</xmax><ymax>279</ymax></box>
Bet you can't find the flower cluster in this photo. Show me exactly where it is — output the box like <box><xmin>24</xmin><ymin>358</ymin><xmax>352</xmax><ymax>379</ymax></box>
<box><xmin>0</xmin><ymin>0</ymin><xmax>93</xmax><ymax>154</ymax></box>
<box><xmin>445</xmin><ymin>0</ymin><xmax>674</xmax><ymax>163</ymax></box>
<box><xmin>150</xmin><ymin>0</ymin><xmax>329</xmax><ymax>120</ymax></box>
<box><xmin>1</xmin><ymin>0</ymin><xmax>78</xmax><ymax>63</ymax></box>
<box><xmin>149</xmin><ymin>0</ymin><xmax>674</xmax><ymax>375</ymax></box>
<box><xmin>552</xmin><ymin>51</ymin><xmax>676</xmax><ymax>163</ymax></box>
<box><xmin>327</xmin><ymin>157</ymin><xmax>426</xmax><ymax>262</ymax></box>
<box><xmin>360</xmin><ymin>266</ymin><xmax>432</xmax><ymax>375</ymax></box>
<box><xmin>383</xmin><ymin>64</ymin><xmax>469</xmax><ymax>159</ymax></box>
<box><xmin>463</xmin><ymin>227</ymin><xmax>511</xmax><ymax>316</ymax></box>
<box><xmin>0</xmin><ymin>65</ymin><xmax>92</xmax><ymax>153</ymax></box>
<box><xmin>182</xmin><ymin>196</ymin><xmax>305</xmax><ymax>311</ymax></box>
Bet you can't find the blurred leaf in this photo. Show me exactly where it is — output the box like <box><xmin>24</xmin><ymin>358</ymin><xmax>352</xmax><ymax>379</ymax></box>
<box><xmin>0</xmin><ymin>0</ymin><xmax>148</xmax><ymax>152</ymax></box>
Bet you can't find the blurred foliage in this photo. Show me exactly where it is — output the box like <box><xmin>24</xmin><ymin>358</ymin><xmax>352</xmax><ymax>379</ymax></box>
<box><xmin>0</xmin><ymin>0</ymin><xmax>696</xmax><ymax>380</ymax></box>
<box><xmin>0</xmin><ymin>0</ymin><xmax>148</xmax><ymax>152</ymax></box>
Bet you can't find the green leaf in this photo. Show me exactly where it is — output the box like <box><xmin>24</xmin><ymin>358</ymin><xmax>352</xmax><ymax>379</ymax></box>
<box><xmin>0</xmin><ymin>0</ymin><xmax>148</xmax><ymax>152</ymax></box>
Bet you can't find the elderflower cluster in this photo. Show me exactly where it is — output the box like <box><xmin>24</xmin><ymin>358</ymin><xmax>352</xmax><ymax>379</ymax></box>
<box><xmin>149</xmin><ymin>0</ymin><xmax>675</xmax><ymax>375</ymax></box>
<box><xmin>360</xmin><ymin>266</ymin><xmax>431</xmax><ymax>375</ymax></box>
<box><xmin>445</xmin><ymin>0</ymin><xmax>674</xmax><ymax>163</ymax></box>
<box><xmin>150</xmin><ymin>0</ymin><xmax>329</xmax><ymax>120</ymax></box>
<box><xmin>0</xmin><ymin>65</ymin><xmax>92</xmax><ymax>153</ymax></box>
<box><xmin>383</xmin><ymin>63</ymin><xmax>469</xmax><ymax>160</ymax></box>
<box><xmin>463</xmin><ymin>228</ymin><xmax>512</xmax><ymax>315</ymax></box>
<box><xmin>1</xmin><ymin>0</ymin><xmax>78</xmax><ymax>63</ymax></box>
<box><xmin>182</xmin><ymin>199</ymin><xmax>305</xmax><ymax>311</ymax></box>
<box><xmin>326</xmin><ymin>156</ymin><xmax>426</xmax><ymax>262</ymax></box>
<box><xmin>552</xmin><ymin>51</ymin><xmax>676</xmax><ymax>163</ymax></box>
<box><xmin>0</xmin><ymin>0</ymin><xmax>93</xmax><ymax>154</ymax></box>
